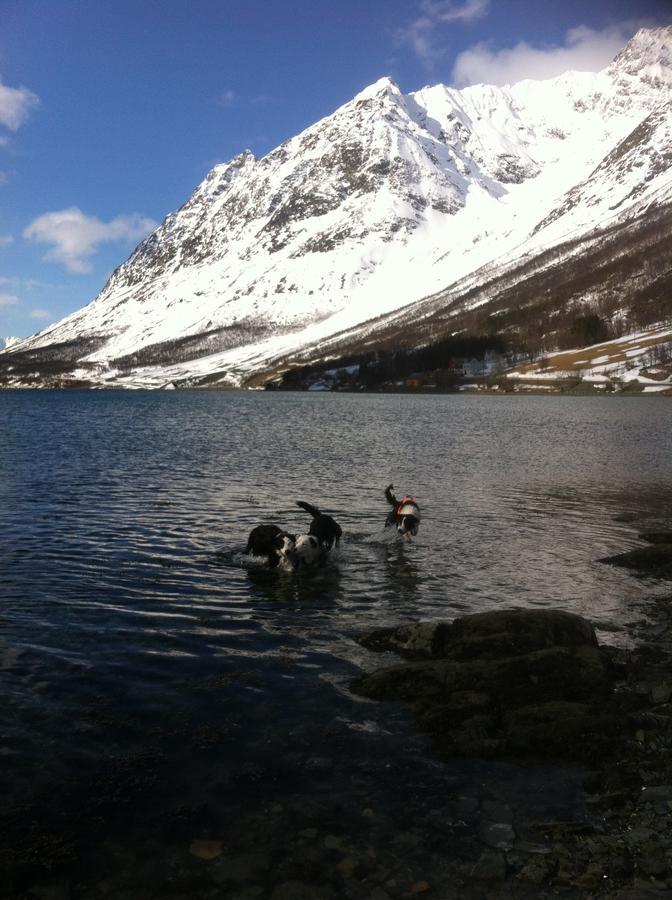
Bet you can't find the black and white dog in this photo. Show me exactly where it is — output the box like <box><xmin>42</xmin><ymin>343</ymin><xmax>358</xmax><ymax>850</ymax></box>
<box><xmin>244</xmin><ymin>524</ymin><xmax>296</xmax><ymax>569</ymax></box>
<box><xmin>296</xmin><ymin>501</ymin><xmax>342</xmax><ymax>554</ymax></box>
<box><xmin>384</xmin><ymin>484</ymin><xmax>421</xmax><ymax>540</ymax></box>
<box><xmin>293</xmin><ymin>534</ymin><xmax>321</xmax><ymax>567</ymax></box>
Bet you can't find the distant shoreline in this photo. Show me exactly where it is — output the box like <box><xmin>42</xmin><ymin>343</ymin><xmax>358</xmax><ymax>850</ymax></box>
<box><xmin>1</xmin><ymin>383</ymin><xmax>671</xmax><ymax>396</ymax></box>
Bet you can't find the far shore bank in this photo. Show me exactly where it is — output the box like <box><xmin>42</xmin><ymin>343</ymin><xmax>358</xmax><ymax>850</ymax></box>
<box><xmin>1</xmin><ymin>380</ymin><xmax>671</xmax><ymax>396</ymax></box>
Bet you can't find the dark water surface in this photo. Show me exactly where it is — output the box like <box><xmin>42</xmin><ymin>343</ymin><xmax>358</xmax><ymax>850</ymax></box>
<box><xmin>1</xmin><ymin>390</ymin><xmax>671</xmax><ymax>897</ymax></box>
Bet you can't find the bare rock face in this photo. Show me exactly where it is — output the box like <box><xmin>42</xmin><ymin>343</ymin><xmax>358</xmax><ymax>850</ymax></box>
<box><xmin>352</xmin><ymin>609</ymin><xmax>619</xmax><ymax>761</ymax></box>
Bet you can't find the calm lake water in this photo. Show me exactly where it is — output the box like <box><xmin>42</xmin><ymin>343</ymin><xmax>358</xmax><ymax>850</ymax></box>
<box><xmin>1</xmin><ymin>390</ymin><xmax>671</xmax><ymax>897</ymax></box>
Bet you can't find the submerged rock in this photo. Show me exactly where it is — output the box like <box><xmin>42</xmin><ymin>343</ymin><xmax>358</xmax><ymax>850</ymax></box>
<box><xmin>471</xmin><ymin>849</ymin><xmax>507</xmax><ymax>881</ymax></box>
<box><xmin>600</xmin><ymin>543</ymin><xmax>672</xmax><ymax>576</ymax></box>
<box><xmin>271</xmin><ymin>881</ymin><xmax>336</xmax><ymax>900</ymax></box>
<box><xmin>352</xmin><ymin>609</ymin><xmax>617</xmax><ymax>762</ymax></box>
<box><xmin>188</xmin><ymin>838</ymin><xmax>224</xmax><ymax>860</ymax></box>
<box><xmin>639</xmin><ymin>532</ymin><xmax>672</xmax><ymax>545</ymax></box>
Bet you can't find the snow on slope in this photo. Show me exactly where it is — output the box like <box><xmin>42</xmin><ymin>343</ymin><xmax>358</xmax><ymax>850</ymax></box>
<box><xmin>5</xmin><ymin>26</ymin><xmax>672</xmax><ymax>388</ymax></box>
<box><xmin>533</xmin><ymin>100</ymin><xmax>672</xmax><ymax>239</ymax></box>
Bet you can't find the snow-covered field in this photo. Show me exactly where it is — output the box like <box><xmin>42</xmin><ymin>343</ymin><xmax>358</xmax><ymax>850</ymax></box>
<box><xmin>509</xmin><ymin>327</ymin><xmax>672</xmax><ymax>391</ymax></box>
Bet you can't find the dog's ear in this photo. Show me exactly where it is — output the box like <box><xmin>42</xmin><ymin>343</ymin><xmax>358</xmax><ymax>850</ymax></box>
<box><xmin>286</xmin><ymin>532</ymin><xmax>296</xmax><ymax>542</ymax></box>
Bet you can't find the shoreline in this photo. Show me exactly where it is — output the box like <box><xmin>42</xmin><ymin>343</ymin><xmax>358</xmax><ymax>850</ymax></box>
<box><xmin>350</xmin><ymin>594</ymin><xmax>672</xmax><ymax>897</ymax></box>
<box><xmin>1</xmin><ymin>383</ymin><xmax>671</xmax><ymax>396</ymax></box>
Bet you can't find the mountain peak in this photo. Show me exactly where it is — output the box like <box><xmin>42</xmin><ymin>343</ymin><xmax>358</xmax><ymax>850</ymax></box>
<box><xmin>213</xmin><ymin>148</ymin><xmax>256</xmax><ymax>173</ymax></box>
<box><xmin>235</xmin><ymin>148</ymin><xmax>256</xmax><ymax>163</ymax></box>
<box><xmin>352</xmin><ymin>76</ymin><xmax>402</xmax><ymax>103</ymax></box>
<box><xmin>608</xmin><ymin>25</ymin><xmax>672</xmax><ymax>84</ymax></box>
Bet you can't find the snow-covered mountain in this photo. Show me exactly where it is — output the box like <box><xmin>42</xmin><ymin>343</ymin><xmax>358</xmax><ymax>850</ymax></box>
<box><xmin>0</xmin><ymin>337</ymin><xmax>20</xmax><ymax>351</ymax></box>
<box><xmin>2</xmin><ymin>26</ymin><xmax>671</xmax><ymax>388</ymax></box>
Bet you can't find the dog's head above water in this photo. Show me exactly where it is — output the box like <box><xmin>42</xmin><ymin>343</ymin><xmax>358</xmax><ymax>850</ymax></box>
<box><xmin>384</xmin><ymin>485</ymin><xmax>421</xmax><ymax>541</ymax></box>
<box><xmin>244</xmin><ymin>524</ymin><xmax>297</xmax><ymax>569</ymax></box>
<box><xmin>293</xmin><ymin>534</ymin><xmax>320</xmax><ymax>567</ymax></box>
<box><xmin>396</xmin><ymin>509</ymin><xmax>421</xmax><ymax>539</ymax></box>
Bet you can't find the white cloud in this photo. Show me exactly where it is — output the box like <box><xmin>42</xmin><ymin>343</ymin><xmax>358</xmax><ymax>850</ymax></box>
<box><xmin>0</xmin><ymin>78</ymin><xmax>39</xmax><ymax>131</ymax></box>
<box><xmin>0</xmin><ymin>235</ymin><xmax>13</xmax><ymax>247</ymax></box>
<box><xmin>451</xmin><ymin>24</ymin><xmax>634</xmax><ymax>86</ymax></box>
<box><xmin>218</xmin><ymin>89</ymin><xmax>272</xmax><ymax>108</ymax></box>
<box><xmin>30</xmin><ymin>308</ymin><xmax>51</xmax><ymax>319</ymax></box>
<box><xmin>24</xmin><ymin>278</ymin><xmax>61</xmax><ymax>290</ymax></box>
<box><xmin>219</xmin><ymin>89</ymin><xmax>236</xmax><ymax>107</ymax></box>
<box><xmin>23</xmin><ymin>207</ymin><xmax>157</xmax><ymax>273</ymax></box>
<box><xmin>400</xmin><ymin>0</ymin><xmax>490</xmax><ymax>66</ymax></box>
<box><xmin>0</xmin><ymin>292</ymin><xmax>18</xmax><ymax>306</ymax></box>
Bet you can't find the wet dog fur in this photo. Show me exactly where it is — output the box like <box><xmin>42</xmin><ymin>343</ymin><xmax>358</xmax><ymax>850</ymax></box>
<box><xmin>244</xmin><ymin>524</ymin><xmax>296</xmax><ymax>568</ymax></box>
<box><xmin>293</xmin><ymin>533</ymin><xmax>321</xmax><ymax>567</ymax></box>
<box><xmin>296</xmin><ymin>501</ymin><xmax>342</xmax><ymax>552</ymax></box>
<box><xmin>384</xmin><ymin>484</ymin><xmax>421</xmax><ymax>540</ymax></box>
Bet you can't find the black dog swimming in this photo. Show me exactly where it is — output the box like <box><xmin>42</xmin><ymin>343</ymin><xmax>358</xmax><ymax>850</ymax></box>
<box><xmin>244</xmin><ymin>524</ymin><xmax>296</xmax><ymax>569</ymax></box>
<box><xmin>296</xmin><ymin>501</ymin><xmax>342</xmax><ymax>552</ymax></box>
<box><xmin>384</xmin><ymin>484</ymin><xmax>421</xmax><ymax>540</ymax></box>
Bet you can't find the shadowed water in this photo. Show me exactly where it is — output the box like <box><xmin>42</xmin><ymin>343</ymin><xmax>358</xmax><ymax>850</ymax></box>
<box><xmin>1</xmin><ymin>390</ymin><xmax>671</xmax><ymax>896</ymax></box>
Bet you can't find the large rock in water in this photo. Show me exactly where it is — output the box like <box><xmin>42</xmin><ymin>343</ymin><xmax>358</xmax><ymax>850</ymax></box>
<box><xmin>357</xmin><ymin>608</ymin><xmax>598</xmax><ymax>660</ymax></box>
<box><xmin>600</xmin><ymin>542</ymin><xmax>672</xmax><ymax>576</ymax></box>
<box><xmin>352</xmin><ymin>609</ymin><xmax>619</xmax><ymax>761</ymax></box>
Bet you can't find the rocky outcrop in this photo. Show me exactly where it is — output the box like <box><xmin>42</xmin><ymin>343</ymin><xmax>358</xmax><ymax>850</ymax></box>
<box><xmin>639</xmin><ymin>531</ymin><xmax>672</xmax><ymax>544</ymax></box>
<box><xmin>353</xmin><ymin>609</ymin><xmax>619</xmax><ymax>761</ymax></box>
<box><xmin>601</xmin><ymin>535</ymin><xmax>672</xmax><ymax>576</ymax></box>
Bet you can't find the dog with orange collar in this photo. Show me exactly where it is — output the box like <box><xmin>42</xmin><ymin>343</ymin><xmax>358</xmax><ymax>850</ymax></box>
<box><xmin>384</xmin><ymin>484</ymin><xmax>421</xmax><ymax>540</ymax></box>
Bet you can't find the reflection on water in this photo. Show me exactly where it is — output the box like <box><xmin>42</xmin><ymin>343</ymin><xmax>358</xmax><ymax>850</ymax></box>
<box><xmin>1</xmin><ymin>390</ymin><xmax>671</xmax><ymax>894</ymax></box>
<box><xmin>244</xmin><ymin>556</ymin><xmax>346</xmax><ymax>606</ymax></box>
<box><xmin>383</xmin><ymin>540</ymin><xmax>422</xmax><ymax>599</ymax></box>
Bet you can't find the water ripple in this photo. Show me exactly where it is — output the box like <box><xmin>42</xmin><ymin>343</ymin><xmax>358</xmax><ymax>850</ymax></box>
<box><xmin>1</xmin><ymin>390</ymin><xmax>672</xmax><ymax>887</ymax></box>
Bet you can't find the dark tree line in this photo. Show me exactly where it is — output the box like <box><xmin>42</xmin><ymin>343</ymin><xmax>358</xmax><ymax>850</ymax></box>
<box><xmin>276</xmin><ymin>333</ymin><xmax>508</xmax><ymax>390</ymax></box>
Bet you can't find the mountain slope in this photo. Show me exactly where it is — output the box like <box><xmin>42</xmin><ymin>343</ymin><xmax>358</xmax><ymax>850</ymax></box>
<box><xmin>2</xmin><ymin>26</ymin><xmax>671</xmax><ymax>389</ymax></box>
<box><xmin>261</xmin><ymin>99</ymin><xmax>672</xmax><ymax>380</ymax></box>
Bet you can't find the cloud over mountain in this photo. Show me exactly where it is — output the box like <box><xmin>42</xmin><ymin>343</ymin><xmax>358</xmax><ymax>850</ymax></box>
<box><xmin>451</xmin><ymin>24</ymin><xmax>637</xmax><ymax>85</ymax></box>
<box><xmin>23</xmin><ymin>207</ymin><xmax>158</xmax><ymax>273</ymax></box>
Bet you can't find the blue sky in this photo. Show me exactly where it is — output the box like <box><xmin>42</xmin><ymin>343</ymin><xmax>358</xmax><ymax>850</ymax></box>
<box><xmin>1</xmin><ymin>0</ymin><xmax>670</xmax><ymax>340</ymax></box>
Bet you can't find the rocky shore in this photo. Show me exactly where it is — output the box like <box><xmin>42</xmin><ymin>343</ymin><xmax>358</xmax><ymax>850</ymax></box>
<box><xmin>352</xmin><ymin>599</ymin><xmax>672</xmax><ymax>898</ymax></box>
<box><xmin>601</xmin><ymin>534</ymin><xmax>672</xmax><ymax>578</ymax></box>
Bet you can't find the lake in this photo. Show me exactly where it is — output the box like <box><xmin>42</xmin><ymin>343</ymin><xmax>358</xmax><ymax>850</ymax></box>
<box><xmin>1</xmin><ymin>390</ymin><xmax>671</xmax><ymax>897</ymax></box>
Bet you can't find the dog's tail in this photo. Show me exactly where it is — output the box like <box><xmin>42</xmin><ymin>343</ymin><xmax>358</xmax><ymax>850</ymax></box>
<box><xmin>384</xmin><ymin>484</ymin><xmax>398</xmax><ymax>507</ymax></box>
<box><xmin>297</xmin><ymin>500</ymin><xmax>321</xmax><ymax>518</ymax></box>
